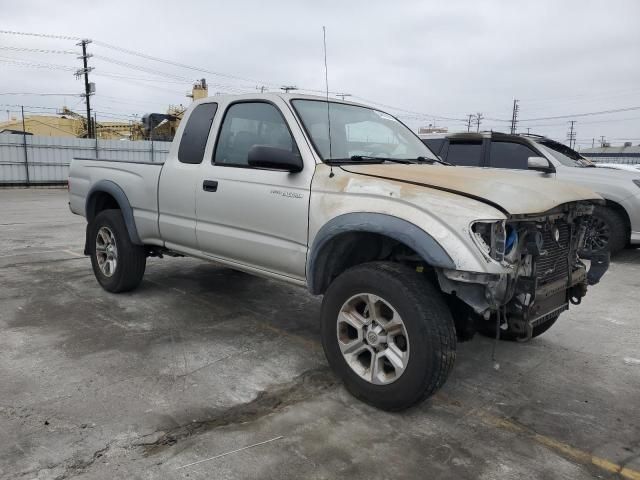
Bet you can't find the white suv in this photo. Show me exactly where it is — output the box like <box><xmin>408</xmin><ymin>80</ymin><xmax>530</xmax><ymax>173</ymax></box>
<box><xmin>421</xmin><ymin>132</ymin><xmax>640</xmax><ymax>255</ymax></box>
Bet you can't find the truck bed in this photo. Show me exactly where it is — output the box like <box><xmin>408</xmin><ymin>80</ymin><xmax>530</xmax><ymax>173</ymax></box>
<box><xmin>68</xmin><ymin>157</ymin><xmax>164</xmax><ymax>244</ymax></box>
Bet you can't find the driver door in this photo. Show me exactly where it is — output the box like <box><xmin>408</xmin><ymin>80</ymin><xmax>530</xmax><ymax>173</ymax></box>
<box><xmin>195</xmin><ymin>100</ymin><xmax>313</xmax><ymax>280</ymax></box>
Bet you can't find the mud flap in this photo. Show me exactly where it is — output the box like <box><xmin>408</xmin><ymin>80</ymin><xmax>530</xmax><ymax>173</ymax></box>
<box><xmin>587</xmin><ymin>250</ymin><xmax>609</xmax><ymax>285</ymax></box>
<box><xmin>83</xmin><ymin>223</ymin><xmax>90</xmax><ymax>256</ymax></box>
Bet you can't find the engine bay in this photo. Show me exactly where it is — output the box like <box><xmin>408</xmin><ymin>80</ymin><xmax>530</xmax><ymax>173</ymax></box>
<box><xmin>438</xmin><ymin>201</ymin><xmax>610</xmax><ymax>341</ymax></box>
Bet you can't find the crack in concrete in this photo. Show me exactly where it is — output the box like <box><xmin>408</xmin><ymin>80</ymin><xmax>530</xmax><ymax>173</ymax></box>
<box><xmin>134</xmin><ymin>367</ymin><xmax>336</xmax><ymax>456</ymax></box>
<box><xmin>16</xmin><ymin>441</ymin><xmax>114</xmax><ymax>480</ymax></box>
<box><xmin>11</xmin><ymin>368</ymin><xmax>335</xmax><ymax>478</ymax></box>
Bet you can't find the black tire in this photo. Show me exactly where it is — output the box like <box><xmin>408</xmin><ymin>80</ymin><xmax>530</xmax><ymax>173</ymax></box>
<box><xmin>89</xmin><ymin>209</ymin><xmax>146</xmax><ymax>293</ymax></box>
<box><xmin>582</xmin><ymin>206</ymin><xmax>627</xmax><ymax>257</ymax></box>
<box><xmin>478</xmin><ymin>314</ymin><xmax>559</xmax><ymax>341</ymax></box>
<box><xmin>320</xmin><ymin>262</ymin><xmax>457</xmax><ymax>411</ymax></box>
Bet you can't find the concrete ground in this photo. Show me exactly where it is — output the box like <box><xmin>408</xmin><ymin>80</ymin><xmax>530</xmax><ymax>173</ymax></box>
<box><xmin>1</xmin><ymin>188</ymin><xmax>639</xmax><ymax>480</ymax></box>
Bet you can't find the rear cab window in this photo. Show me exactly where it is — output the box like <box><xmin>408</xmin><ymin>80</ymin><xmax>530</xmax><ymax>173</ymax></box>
<box><xmin>178</xmin><ymin>103</ymin><xmax>218</xmax><ymax>164</ymax></box>
<box><xmin>445</xmin><ymin>140</ymin><xmax>484</xmax><ymax>167</ymax></box>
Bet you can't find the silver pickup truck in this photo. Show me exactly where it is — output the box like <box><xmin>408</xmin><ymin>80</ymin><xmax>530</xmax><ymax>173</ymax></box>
<box><xmin>69</xmin><ymin>93</ymin><xmax>608</xmax><ymax>410</ymax></box>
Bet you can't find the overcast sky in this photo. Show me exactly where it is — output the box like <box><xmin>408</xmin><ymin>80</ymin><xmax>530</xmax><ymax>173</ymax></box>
<box><xmin>2</xmin><ymin>0</ymin><xmax>639</xmax><ymax>148</ymax></box>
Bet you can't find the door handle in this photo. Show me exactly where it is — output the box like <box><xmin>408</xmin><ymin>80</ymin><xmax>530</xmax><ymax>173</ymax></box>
<box><xmin>203</xmin><ymin>180</ymin><xmax>218</xmax><ymax>192</ymax></box>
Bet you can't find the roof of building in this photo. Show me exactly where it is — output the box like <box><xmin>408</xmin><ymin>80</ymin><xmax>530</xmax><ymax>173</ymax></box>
<box><xmin>580</xmin><ymin>145</ymin><xmax>640</xmax><ymax>155</ymax></box>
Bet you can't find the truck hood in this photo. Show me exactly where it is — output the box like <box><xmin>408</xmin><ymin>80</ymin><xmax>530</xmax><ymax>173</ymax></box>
<box><xmin>561</xmin><ymin>165</ymin><xmax>640</xmax><ymax>182</ymax></box>
<box><xmin>341</xmin><ymin>164</ymin><xmax>602</xmax><ymax>216</ymax></box>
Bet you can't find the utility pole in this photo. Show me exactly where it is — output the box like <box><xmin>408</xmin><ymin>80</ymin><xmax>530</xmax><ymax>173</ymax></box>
<box><xmin>592</xmin><ymin>138</ymin><xmax>595</xmax><ymax>148</ymax></box>
<box><xmin>510</xmin><ymin>99</ymin><xmax>519</xmax><ymax>134</ymax></box>
<box><xmin>76</xmin><ymin>39</ymin><xmax>94</xmax><ymax>138</ymax></box>
<box><xmin>475</xmin><ymin>112</ymin><xmax>483</xmax><ymax>133</ymax></box>
<box><xmin>21</xmin><ymin>105</ymin><xmax>30</xmax><ymax>186</ymax></box>
<box><xmin>256</xmin><ymin>85</ymin><xmax>267</xmax><ymax>93</ymax></box>
<box><xmin>567</xmin><ymin>120</ymin><xmax>577</xmax><ymax>149</ymax></box>
<box><xmin>467</xmin><ymin>114</ymin><xmax>474</xmax><ymax>132</ymax></box>
<box><xmin>336</xmin><ymin>93</ymin><xmax>351</xmax><ymax>101</ymax></box>
<box><xmin>280</xmin><ymin>85</ymin><xmax>298</xmax><ymax>93</ymax></box>
<box><xmin>526</xmin><ymin>127</ymin><xmax>531</xmax><ymax>135</ymax></box>
<box><xmin>599</xmin><ymin>135</ymin><xmax>606</xmax><ymax>148</ymax></box>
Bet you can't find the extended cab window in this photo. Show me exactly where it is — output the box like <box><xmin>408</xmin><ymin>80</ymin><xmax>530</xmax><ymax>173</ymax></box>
<box><xmin>489</xmin><ymin>141</ymin><xmax>539</xmax><ymax>170</ymax></box>
<box><xmin>178</xmin><ymin>103</ymin><xmax>218</xmax><ymax>164</ymax></box>
<box><xmin>445</xmin><ymin>141</ymin><xmax>483</xmax><ymax>167</ymax></box>
<box><xmin>214</xmin><ymin>102</ymin><xmax>297</xmax><ymax>166</ymax></box>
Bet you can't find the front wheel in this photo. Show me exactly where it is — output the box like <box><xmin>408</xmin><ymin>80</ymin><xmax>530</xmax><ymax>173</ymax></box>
<box><xmin>320</xmin><ymin>262</ymin><xmax>457</xmax><ymax>411</ymax></box>
<box><xmin>581</xmin><ymin>206</ymin><xmax>627</xmax><ymax>257</ymax></box>
<box><xmin>89</xmin><ymin>209</ymin><xmax>146</xmax><ymax>293</ymax></box>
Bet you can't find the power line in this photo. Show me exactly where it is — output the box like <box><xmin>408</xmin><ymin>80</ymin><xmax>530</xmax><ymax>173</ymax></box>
<box><xmin>92</xmin><ymin>71</ymin><xmax>191</xmax><ymax>85</ymax></box>
<box><xmin>519</xmin><ymin>87</ymin><xmax>640</xmax><ymax>105</ymax></box>
<box><xmin>0</xmin><ymin>46</ymin><xmax>78</xmax><ymax>55</ymax></box>
<box><xmin>0</xmin><ymin>104</ymin><xmax>60</xmax><ymax>110</ymax></box>
<box><xmin>0</xmin><ymin>29</ymin><xmax>491</xmax><ymax>122</ymax></box>
<box><xmin>92</xmin><ymin>40</ymin><xmax>281</xmax><ymax>87</ymax></box>
<box><xmin>520</xmin><ymin>106</ymin><xmax>640</xmax><ymax>122</ymax></box>
<box><xmin>0</xmin><ymin>29</ymin><xmax>282</xmax><ymax>90</ymax></box>
<box><xmin>0</xmin><ymin>57</ymin><xmax>76</xmax><ymax>71</ymax></box>
<box><xmin>351</xmin><ymin>95</ymin><xmax>468</xmax><ymax>122</ymax></box>
<box><xmin>0</xmin><ymin>57</ymin><xmax>194</xmax><ymax>88</ymax></box>
<box><xmin>0</xmin><ymin>30</ymin><xmax>81</xmax><ymax>41</ymax></box>
<box><xmin>92</xmin><ymin>54</ymin><xmax>196</xmax><ymax>82</ymax></box>
<box><xmin>0</xmin><ymin>92</ymin><xmax>80</xmax><ymax>96</ymax></box>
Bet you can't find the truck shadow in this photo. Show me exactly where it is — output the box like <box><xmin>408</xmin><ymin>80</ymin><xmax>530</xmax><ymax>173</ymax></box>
<box><xmin>611</xmin><ymin>247</ymin><xmax>640</xmax><ymax>264</ymax></box>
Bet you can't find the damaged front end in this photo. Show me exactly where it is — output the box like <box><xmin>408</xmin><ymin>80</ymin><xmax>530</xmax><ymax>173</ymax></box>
<box><xmin>437</xmin><ymin>201</ymin><xmax>609</xmax><ymax>341</ymax></box>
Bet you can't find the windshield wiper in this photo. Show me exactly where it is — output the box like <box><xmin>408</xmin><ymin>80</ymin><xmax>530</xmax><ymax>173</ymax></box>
<box><xmin>326</xmin><ymin>155</ymin><xmax>451</xmax><ymax>166</ymax></box>
<box><xmin>351</xmin><ymin>155</ymin><xmax>414</xmax><ymax>164</ymax></box>
<box><xmin>415</xmin><ymin>156</ymin><xmax>452</xmax><ymax>166</ymax></box>
<box><xmin>326</xmin><ymin>155</ymin><xmax>411</xmax><ymax>165</ymax></box>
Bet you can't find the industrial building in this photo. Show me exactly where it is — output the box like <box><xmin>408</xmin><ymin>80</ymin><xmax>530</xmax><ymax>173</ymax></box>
<box><xmin>0</xmin><ymin>79</ymin><xmax>208</xmax><ymax>141</ymax></box>
<box><xmin>580</xmin><ymin>142</ymin><xmax>640</xmax><ymax>164</ymax></box>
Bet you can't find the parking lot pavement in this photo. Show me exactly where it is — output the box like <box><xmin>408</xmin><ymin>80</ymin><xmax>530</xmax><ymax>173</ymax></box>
<box><xmin>1</xmin><ymin>188</ymin><xmax>639</xmax><ymax>480</ymax></box>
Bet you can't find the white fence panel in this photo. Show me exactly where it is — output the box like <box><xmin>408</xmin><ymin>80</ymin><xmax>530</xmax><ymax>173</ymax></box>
<box><xmin>0</xmin><ymin>134</ymin><xmax>171</xmax><ymax>185</ymax></box>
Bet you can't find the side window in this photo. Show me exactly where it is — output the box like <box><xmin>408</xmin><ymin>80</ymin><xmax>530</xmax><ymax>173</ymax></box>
<box><xmin>489</xmin><ymin>142</ymin><xmax>539</xmax><ymax>170</ymax></box>
<box><xmin>214</xmin><ymin>102</ymin><xmax>296</xmax><ymax>166</ymax></box>
<box><xmin>422</xmin><ymin>138</ymin><xmax>445</xmax><ymax>155</ymax></box>
<box><xmin>445</xmin><ymin>141</ymin><xmax>484</xmax><ymax>167</ymax></box>
<box><xmin>178</xmin><ymin>103</ymin><xmax>218</xmax><ymax>164</ymax></box>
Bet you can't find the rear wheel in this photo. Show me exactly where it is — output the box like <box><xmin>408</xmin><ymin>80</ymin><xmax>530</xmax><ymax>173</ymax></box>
<box><xmin>320</xmin><ymin>262</ymin><xmax>456</xmax><ymax>411</ymax></box>
<box><xmin>89</xmin><ymin>209</ymin><xmax>146</xmax><ymax>293</ymax></box>
<box><xmin>582</xmin><ymin>206</ymin><xmax>627</xmax><ymax>257</ymax></box>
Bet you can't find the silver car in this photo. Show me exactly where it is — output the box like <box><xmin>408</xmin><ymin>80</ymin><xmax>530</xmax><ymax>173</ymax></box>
<box><xmin>421</xmin><ymin>132</ymin><xmax>640</xmax><ymax>255</ymax></box>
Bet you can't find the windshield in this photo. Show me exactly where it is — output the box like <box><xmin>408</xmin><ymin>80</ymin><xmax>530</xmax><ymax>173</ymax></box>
<box><xmin>291</xmin><ymin>99</ymin><xmax>438</xmax><ymax>162</ymax></box>
<box><xmin>537</xmin><ymin>139</ymin><xmax>595</xmax><ymax>168</ymax></box>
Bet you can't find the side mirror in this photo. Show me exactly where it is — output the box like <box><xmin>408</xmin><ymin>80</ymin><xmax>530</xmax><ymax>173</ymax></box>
<box><xmin>528</xmin><ymin>156</ymin><xmax>554</xmax><ymax>173</ymax></box>
<box><xmin>248</xmin><ymin>145</ymin><xmax>303</xmax><ymax>173</ymax></box>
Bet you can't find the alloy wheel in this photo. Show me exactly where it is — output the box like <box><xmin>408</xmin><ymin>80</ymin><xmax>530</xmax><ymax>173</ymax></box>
<box><xmin>95</xmin><ymin>226</ymin><xmax>118</xmax><ymax>277</ymax></box>
<box><xmin>336</xmin><ymin>293</ymin><xmax>410</xmax><ymax>385</ymax></box>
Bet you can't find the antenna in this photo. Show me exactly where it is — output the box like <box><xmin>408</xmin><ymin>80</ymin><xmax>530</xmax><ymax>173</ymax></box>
<box><xmin>323</xmin><ymin>26</ymin><xmax>334</xmax><ymax>177</ymax></box>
